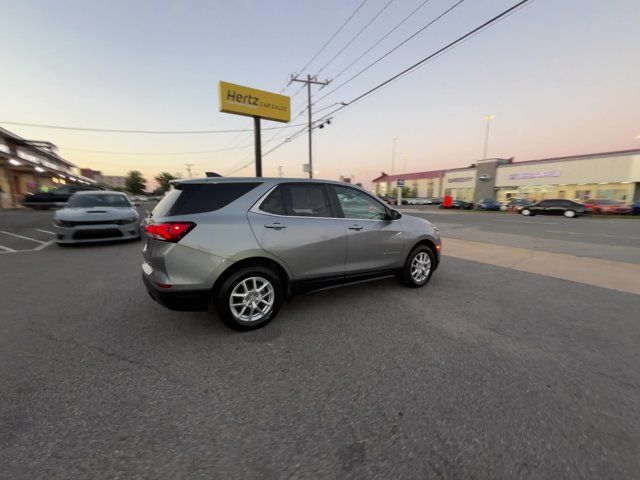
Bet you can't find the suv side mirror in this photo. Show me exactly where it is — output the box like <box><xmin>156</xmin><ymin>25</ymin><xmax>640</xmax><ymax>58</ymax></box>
<box><xmin>386</xmin><ymin>209</ymin><xmax>401</xmax><ymax>221</ymax></box>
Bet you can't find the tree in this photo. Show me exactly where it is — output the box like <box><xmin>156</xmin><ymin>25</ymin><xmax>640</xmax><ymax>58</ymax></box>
<box><xmin>154</xmin><ymin>172</ymin><xmax>178</xmax><ymax>193</ymax></box>
<box><xmin>125</xmin><ymin>170</ymin><xmax>146</xmax><ymax>194</ymax></box>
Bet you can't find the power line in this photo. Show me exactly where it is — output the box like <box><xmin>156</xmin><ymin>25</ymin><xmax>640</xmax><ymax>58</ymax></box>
<box><xmin>346</xmin><ymin>0</ymin><xmax>533</xmax><ymax>107</ymax></box>
<box><xmin>327</xmin><ymin>0</ymin><xmax>433</xmax><ymax>84</ymax></box>
<box><xmin>287</xmin><ymin>0</ymin><xmax>370</xmax><ymax>86</ymax></box>
<box><xmin>60</xmin><ymin>143</ymin><xmax>254</xmax><ymax>156</ymax></box>
<box><xmin>313</xmin><ymin>0</ymin><xmax>396</xmax><ymax>78</ymax></box>
<box><xmin>314</xmin><ymin>0</ymin><xmax>467</xmax><ymax>106</ymax></box>
<box><xmin>234</xmin><ymin>0</ymin><xmax>534</xmax><ymax>171</ymax></box>
<box><xmin>0</xmin><ymin>120</ymin><xmax>306</xmax><ymax>135</ymax></box>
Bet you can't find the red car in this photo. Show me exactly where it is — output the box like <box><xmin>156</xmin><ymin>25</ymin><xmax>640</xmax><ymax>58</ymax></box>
<box><xmin>583</xmin><ymin>199</ymin><xmax>632</xmax><ymax>214</ymax></box>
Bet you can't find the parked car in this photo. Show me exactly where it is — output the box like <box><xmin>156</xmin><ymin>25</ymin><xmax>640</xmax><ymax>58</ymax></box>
<box><xmin>142</xmin><ymin>178</ymin><xmax>441</xmax><ymax>330</ymax></box>
<box><xmin>475</xmin><ymin>198</ymin><xmax>502</xmax><ymax>211</ymax></box>
<box><xmin>439</xmin><ymin>199</ymin><xmax>473</xmax><ymax>210</ymax></box>
<box><xmin>633</xmin><ymin>201</ymin><xmax>640</xmax><ymax>215</ymax></box>
<box><xmin>501</xmin><ymin>198</ymin><xmax>533</xmax><ymax>212</ymax></box>
<box><xmin>53</xmin><ymin>191</ymin><xmax>141</xmax><ymax>244</ymax></box>
<box><xmin>22</xmin><ymin>185</ymin><xmax>98</xmax><ymax>210</ymax></box>
<box><xmin>520</xmin><ymin>199</ymin><xmax>585</xmax><ymax>218</ymax></box>
<box><xmin>405</xmin><ymin>197</ymin><xmax>430</xmax><ymax>205</ymax></box>
<box><xmin>582</xmin><ymin>199</ymin><xmax>632</xmax><ymax>214</ymax></box>
<box><xmin>424</xmin><ymin>197</ymin><xmax>443</xmax><ymax>205</ymax></box>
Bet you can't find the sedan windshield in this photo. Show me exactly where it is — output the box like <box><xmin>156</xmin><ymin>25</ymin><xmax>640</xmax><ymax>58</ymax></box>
<box><xmin>68</xmin><ymin>194</ymin><xmax>131</xmax><ymax>208</ymax></box>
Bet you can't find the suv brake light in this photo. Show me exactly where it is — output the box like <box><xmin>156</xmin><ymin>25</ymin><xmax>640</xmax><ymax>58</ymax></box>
<box><xmin>145</xmin><ymin>222</ymin><xmax>195</xmax><ymax>242</ymax></box>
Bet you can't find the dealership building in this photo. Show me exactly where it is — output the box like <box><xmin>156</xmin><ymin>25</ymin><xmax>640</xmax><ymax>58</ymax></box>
<box><xmin>372</xmin><ymin>149</ymin><xmax>640</xmax><ymax>203</ymax></box>
<box><xmin>0</xmin><ymin>127</ymin><xmax>95</xmax><ymax>208</ymax></box>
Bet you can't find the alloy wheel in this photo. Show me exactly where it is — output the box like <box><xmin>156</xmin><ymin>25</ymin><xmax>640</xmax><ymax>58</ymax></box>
<box><xmin>229</xmin><ymin>276</ymin><xmax>275</xmax><ymax>322</ymax></box>
<box><xmin>411</xmin><ymin>252</ymin><xmax>431</xmax><ymax>283</ymax></box>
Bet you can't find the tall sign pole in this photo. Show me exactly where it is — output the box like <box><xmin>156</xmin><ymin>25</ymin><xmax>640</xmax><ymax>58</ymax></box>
<box><xmin>254</xmin><ymin>117</ymin><xmax>262</xmax><ymax>177</ymax></box>
<box><xmin>218</xmin><ymin>81</ymin><xmax>291</xmax><ymax>178</ymax></box>
<box><xmin>290</xmin><ymin>75</ymin><xmax>330</xmax><ymax>179</ymax></box>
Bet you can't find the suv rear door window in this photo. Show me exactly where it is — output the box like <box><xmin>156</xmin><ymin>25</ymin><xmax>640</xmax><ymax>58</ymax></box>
<box><xmin>282</xmin><ymin>184</ymin><xmax>332</xmax><ymax>217</ymax></box>
<box><xmin>260</xmin><ymin>187</ymin><xmax>286</xmax><ymax>215</ymax></box>
<box><xmin>152</xmin><ymin>182</ymin><xmax>260</xmax><ymax>217</ymax></box>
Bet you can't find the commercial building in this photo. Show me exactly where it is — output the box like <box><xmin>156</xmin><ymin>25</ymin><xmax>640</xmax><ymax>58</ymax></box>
<box><xmin>0</xmin><ymin>127</ymin><xmax>95</xmax><ymax>208</ymax></box>
<box><xmin>372</xmin><ymin>149</ymin><xmax>640</xmax><ymax>203</ymax></box>
<box><xmin>80</xmin><ymin>168</ymin><xmax>127</xmax><ymax>189</ymax></box>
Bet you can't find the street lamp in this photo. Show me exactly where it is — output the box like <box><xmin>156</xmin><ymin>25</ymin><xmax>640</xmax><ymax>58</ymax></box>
<box><xmin>483</xmin><ymin>114</ymin><xmax>494</xmax><ymax>159</ymax></box>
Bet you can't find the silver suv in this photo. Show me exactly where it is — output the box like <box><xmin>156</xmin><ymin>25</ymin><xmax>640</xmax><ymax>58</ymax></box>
<box><xmin>142</xmin><ymin>178</ymin><xmax>441</xmax><ymax>330</ymax></box>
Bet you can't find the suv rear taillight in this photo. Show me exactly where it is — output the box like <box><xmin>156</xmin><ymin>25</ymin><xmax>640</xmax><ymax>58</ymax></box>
<box><xmin>145</xmin><ymin>222</ymin><xmax>195</xmax><ymax>242</ymax></box>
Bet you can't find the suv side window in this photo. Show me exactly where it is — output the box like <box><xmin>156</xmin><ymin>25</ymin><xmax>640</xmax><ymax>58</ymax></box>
<box><xmin>538</xmin><ymin>200</ymin><xmax>551</xmax><ymax>207</ymax></box>
<box><xmin>260</xmin><ymin>187</ymin><xmax>286</xmax><ymax>215</ymax></box>
<box><xmin>282</xmin><ymin>184</ymin><xmax>332</xmax><ymax>218</ymax></box>
<box><xmin>334</xmin><ymin>185</ymin><xmax>387</xmax><ymax>220</ymax></box>
<box><xmin>153</xmin><ymin>182</ymin><xmax>261</xmax><ymax>217</ymax></box>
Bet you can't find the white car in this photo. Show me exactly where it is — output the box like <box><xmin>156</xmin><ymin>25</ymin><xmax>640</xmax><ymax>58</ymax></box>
<box><xmin>53</xmin><ymin>191</ymin><xmax>141</xmax><ymax>244</ymax></box>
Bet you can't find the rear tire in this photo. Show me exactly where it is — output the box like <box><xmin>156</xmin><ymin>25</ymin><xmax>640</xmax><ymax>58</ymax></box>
<box><xmin>401</xmin><ymin>246</ymin><xmax>435</xmax><ymax>288</ymax></box>
<box><xmin>215</xmin><ymin>266</ymin><xmax>283</xmax><ymax>331</ymax></box>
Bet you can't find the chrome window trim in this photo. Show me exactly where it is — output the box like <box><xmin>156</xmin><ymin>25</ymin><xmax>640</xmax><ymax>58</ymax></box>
<box><xmin>251</xmin><ymin>183</ymin><xmax>400</xmax><ymax>222</ymax></box>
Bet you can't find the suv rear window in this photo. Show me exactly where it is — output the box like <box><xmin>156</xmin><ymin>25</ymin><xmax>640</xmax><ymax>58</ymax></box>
<box><xmin>152</xmin><ymin>182</ymin><xmax>260</xmax><ymax>217</ymax></box>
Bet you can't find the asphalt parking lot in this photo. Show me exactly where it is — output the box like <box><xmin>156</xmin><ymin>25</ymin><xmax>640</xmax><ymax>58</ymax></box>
<box><xmin>1</xmin><ymin>206</ymin><xmax>639</xmax><ymax>479</ymax></box>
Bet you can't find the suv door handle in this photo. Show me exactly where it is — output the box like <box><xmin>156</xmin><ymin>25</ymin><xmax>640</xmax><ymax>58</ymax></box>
<box><xmin>265</xmin><ymin>223</ymin><xmax>286</xmax><ymax>230</ymax></box>
<box><xmin>348</xmin><ymin>225</ymin><xmax>363</xmax><ymax>231</ymax></box>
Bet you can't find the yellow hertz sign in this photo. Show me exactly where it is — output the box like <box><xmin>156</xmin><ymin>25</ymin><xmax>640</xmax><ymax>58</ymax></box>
<box><xmin>218</xmin><ymin>81</ymin><xmax>291</xmax><ymax>123</ymax></box>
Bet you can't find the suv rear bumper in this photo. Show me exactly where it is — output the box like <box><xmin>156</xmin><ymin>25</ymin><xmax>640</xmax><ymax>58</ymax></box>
<box><xmin>143</xmin><ymin>274</ymin><xmax>210</xmax><ymax>311</ymax></box>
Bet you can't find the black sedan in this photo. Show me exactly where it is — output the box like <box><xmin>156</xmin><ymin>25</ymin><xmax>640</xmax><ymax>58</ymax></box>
<box><xmin>439</xmin><ymin>199</ymin><xmax>474</xmax><ymax>210</ymax></box>
<box><xmin>22</xmin><ymin>185</ymin><xmax>98</xmax><ymax>210</ymax></box>
<box><xmin>520</xmin><ymin>199</ymin><xmax>585</xmax><ymax>218</ymax></box>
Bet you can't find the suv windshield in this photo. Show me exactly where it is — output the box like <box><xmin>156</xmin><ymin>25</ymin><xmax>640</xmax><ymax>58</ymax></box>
<box><xmin>68</xmin><ymin>194</ymin><xmax>130</xmax><ymax>208</ymax></box>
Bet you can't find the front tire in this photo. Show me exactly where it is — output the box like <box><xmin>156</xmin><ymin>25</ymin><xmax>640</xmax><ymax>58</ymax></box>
<box><xmin>564</xmin><ymin>210</ymin><xmax>576</xmax><ymax>218</ymax></box>
<box><xmin>521</xmin><ymin>208</ymin><xmax>532</xmax><ymax>216</ymax></box>
<box><xmin>401</xmin><ymin>246</ymin><xmax>435</xmax><ymax>288</ymax></box>
<box><xmin>216</xmin><ymin>266</ymin><xmax>283</xmax><ymax>331</ymax></box>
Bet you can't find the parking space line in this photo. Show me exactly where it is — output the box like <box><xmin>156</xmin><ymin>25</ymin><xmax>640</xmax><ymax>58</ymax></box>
<box><xmin>0</xmin><ymin>231</ymin><xmax>46</xmax><ymax>244</ymax></box>
<box><xmin>494</xmin><ymin>220</ymin><xmax>559</xmax><ymax>225</ymax></box>
<box><xmin>34</xmin><ymin>240</ymin><xmax>56</xmax><ymax>250</ymax></box>
<box><xmin>0</xmin><ymin>244</ymin><xmax>17</xmax><ymax>252</ymax></box>
<box><xmin>35</xmin><ymin>229</ymin><xmax>55</xmax><ymax>235</ymax></box>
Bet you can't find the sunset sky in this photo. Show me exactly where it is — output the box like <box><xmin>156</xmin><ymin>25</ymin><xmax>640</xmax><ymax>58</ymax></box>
<box><xmin>1</xmin><ymin>0</ymin><xmax>639</xmax><ymax>188</ymax></box>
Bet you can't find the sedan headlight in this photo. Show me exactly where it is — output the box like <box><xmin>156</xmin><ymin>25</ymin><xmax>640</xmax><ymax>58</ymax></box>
<box><xmin>53</xmin><ymin>218</ymin><xmax>74</xmax><ymax>227</ymax></box>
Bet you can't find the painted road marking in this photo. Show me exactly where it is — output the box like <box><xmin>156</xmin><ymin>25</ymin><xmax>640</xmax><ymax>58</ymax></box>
<box><xmin>494</xmin><ymin>219</ymin><xmax>560</xmax><ymax>225</ymax></box>
<box><xmin>547</xmin><ymin>230</ymin><xmax>640</xmax><ymax>241</ymax></box>
<box><xmin>443</xmin><ymin>237</ymin><xmax>640</xmax><ymax>296</ymax></box>
<box><xmin>0</xmin><ymin>244</ymin><xmax>17</xmax><ymax>252</ymax></box>
<box><xmin>34</xmin><ymin>229</ymin><xmax>55</xmax><ymax>235</ymax></box>
<box><xmin>0</xmin><ymin>231</ymin><xmax>46</xmax><ymax>244</ymax></box>
<box><xmin>34</xmin><ymin>240</ymin><xmax>56</xmax><ymax>250</ymax></box>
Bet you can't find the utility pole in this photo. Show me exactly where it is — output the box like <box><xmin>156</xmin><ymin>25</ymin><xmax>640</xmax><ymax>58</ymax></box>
<box><xmin>391</xmin><ymin>137</ymin><xmax>396</xmax><ymax>174</ymax></box>
<box><xmin>483</xmin><ymin>115</ymin><xmax>494</xmax><ymax>159</ymax></box>
<box><xmin>277</xmin><ymin>165</ymin><xmax>283</xmax><ymax>178</ymax></box>
<box><xmin>290</xmin><ymin>74</ymin><xmax>330</xmax><ymax>178</ymax></box>
<box><xmin>184</xmin><ymin>163</ymin><xmax>194</xmax><ymax>178</ymax></box>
